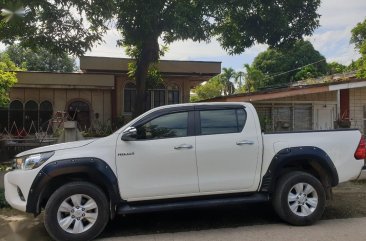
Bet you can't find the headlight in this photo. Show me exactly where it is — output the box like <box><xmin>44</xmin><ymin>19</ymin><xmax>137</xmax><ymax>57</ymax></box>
<box><xmin>13</xmin><ymin>151</ymin><xmax>54</xmax><ymax>170</ymax></box>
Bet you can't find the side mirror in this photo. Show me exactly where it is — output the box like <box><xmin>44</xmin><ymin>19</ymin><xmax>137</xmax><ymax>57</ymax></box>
<box><xmin>121</xmin><ymin>127</ymin><xmax>137</xmax><ymax>141</ymax></box>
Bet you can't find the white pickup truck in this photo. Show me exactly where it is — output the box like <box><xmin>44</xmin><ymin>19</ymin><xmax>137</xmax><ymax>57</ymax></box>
<box><xmin>4</xmin><ymin>102</ymin><xmax>365</xmax><ymax>241</ymax></box>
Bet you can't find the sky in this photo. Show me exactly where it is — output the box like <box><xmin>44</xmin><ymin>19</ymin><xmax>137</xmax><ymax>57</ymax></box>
<box><xmin>1</xmin><ymin>0</ymin><xmax>365</xmax><ymax>71</ymax></box>
<box><xmin>85</xmin><ymin>0</ymin><xmax>366</xmax><ymax>71</ymax></box>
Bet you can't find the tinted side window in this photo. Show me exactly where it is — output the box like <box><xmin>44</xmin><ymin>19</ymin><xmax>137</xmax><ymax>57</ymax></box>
<box><xmin>200</xmin><ymin>109</ymin><xmax>246</xmax><ymax>135</ymax></box>
<box><xmin>136</xmin><ymin>112</ymin><xmax>188</xmax><ymax>140</ymax></box>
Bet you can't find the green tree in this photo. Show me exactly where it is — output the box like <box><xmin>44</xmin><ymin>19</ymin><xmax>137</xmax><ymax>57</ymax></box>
<box><xmin>351</xmin><ymin>18</ymin><xmax>366</xmax><ymax>78</ymax></box>
<box><xmin>2</xmin><ymin>44</ymin><xmax>76</xmax><ymax>72</ymax></box>
<box><xmin>347</xmin><ymin>60</ymin><xmax>360</xmax><ymax>72</ymax></box>
<box><xmin>234</xmin><ymin>71</ymin><xmax>244</xmax><ymax>90</ymax></box>
<box><xmin>351</xmin><ymin>18</ymin><xmax>366</xmax><ymax>49</ymax></box>
<box><xmin>220</xmin><ymin>67</ymin><xmax>236</xmax><ymax>95</ymax></box>
<box><xmin>0</xmin><ymin>54</ymin><xmax>21</xmax><ymax>106</ymax></box>
<box><xmin>251</xmin><ymin>40</ymin><xmax>327</xmax><ymax>87</ymax></box>
<box><xmin>191</xmin><ymin>76</ymin><xmax>223</xmax><ymax>102</ymax></box>
<box><xmin>243</xmin><ymin>64</ymin><xmax>266</xmax><ymax>92</ymax></box>
<box><xmin>327</xmin><ymin>62</ymin><xmax>347</xmax><ymax>75</ymax></box>
<box><xmin>1</xmin><ymin>0</ymin><xmax>321</xmax><ymax>115</ymax></box>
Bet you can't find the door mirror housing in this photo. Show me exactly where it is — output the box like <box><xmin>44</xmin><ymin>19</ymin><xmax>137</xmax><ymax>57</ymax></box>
<box><xmin>121</xmin><ymin>127</ymin><xmax>137</xmax><ymax>141</ymax></box>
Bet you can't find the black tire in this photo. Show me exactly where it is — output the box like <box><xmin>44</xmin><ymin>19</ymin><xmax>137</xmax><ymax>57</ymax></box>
<box><xmin>44</xmin><ymin>182</ymin><xmax>109</xmax><ymax>241</ymax></box>
<box><xmin>272</xmin><ymin>171</ymin><xmax>326</xmax><ymax>226</ymax></box>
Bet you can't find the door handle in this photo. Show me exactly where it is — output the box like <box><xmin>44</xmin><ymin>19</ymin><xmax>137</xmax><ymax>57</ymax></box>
<box><xmin>236</xmin><ymin>140</ymin><xmax>254</xmax><ymax>145</ymax></box>
<box><xmin>174</xmin><ymin>144</ymin><xmax>193</xmax><ymax>150</ymax></box>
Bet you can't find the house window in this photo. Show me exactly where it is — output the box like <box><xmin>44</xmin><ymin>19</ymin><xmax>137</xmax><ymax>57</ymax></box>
<box><xmin>0</xmin><ymin>107</ymin><xmax>8</xmax><ymax>132</ymax></box>
<box><xmin>68</xmin><ymin>101</ymin><xmax>90</xmax><ymax>130</ymax></box>
<box><xmin>9</xmin><ymin>100</ymin><xmax>23</xmax><ymax>134</ymax></box>
<box><xmin>255</xmin><ymin>105</ymin><xmax>273</xmax><ymax>132</ymax></box>
<box><xmin>153</xmin><ymin>84</ymin><xmax>166</xmax><ymax>108</ymax></box>
<box><xmin>122</xmin><ymin>82</ymin><xmax>182</xmax><ymax>113</ymax></box>
<box><xmin>294</xmin><ymin>104</ymin><xmax>312</xmax><ymax>130</ymax></box>
<box><xmin>124</xmin><ymin>83</ymin><xmax>168</xmax><ymax>113</ymax></box>
<box><xmin>0</xmin><ymin>100</ymin><xmax>54</xmax><ymax>135</ymax></box>
<box><xmin>273</xmin><ymin>105</ymin><xmax>293</xmax><ymax>132</ymax></box>
<box><xmin>124</xmin><ymin>83</ymin><xmax>136</xmax><ymax>113</ymax></box>
<box><xmin>40</xmin><ymin>101</ymin><xmax>53</xmax><ymax>132</ymax></box>
<box><xmin>255</xmin><ymin>103</ymin><xmax>313</xmax><ymax>132</ymax></box>
<box><xmin>168</xmin><ymin>84</ymin><xmax>180</xmax><ymax>105</ymax></box>
<box><xmin>24</xmin><ymin>101</ymin><xmax>39</xmax><ymax>133</ymax></box>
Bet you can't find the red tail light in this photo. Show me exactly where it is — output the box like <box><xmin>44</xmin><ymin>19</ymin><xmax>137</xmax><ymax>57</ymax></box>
<box><xmin>354</xmin><ymin>136</ymin><xmax>366</xmax><ymax>160</ymax></box>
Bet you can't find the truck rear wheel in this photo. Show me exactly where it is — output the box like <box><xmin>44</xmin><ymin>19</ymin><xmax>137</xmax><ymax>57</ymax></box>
<box><xmin>272</xmin><ymin>171</ymin><xmax>326</xmax><ymax>226</ymax></box>
<box><xmin>44</xmin><ymin>182</ymin><xmax>109</xmax><ymax>241</ymax></box>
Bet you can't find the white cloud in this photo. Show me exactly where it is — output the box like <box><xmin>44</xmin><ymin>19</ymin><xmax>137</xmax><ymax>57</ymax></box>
<box><xmin>86</xmin><ymin>29</ymin><xmax>128</xmax><ymax>58</ymax></box>
<box><xmin>162</xmin><ymin>39</ymin><xmax>227</xmax><ymax>60</ymax></box>
<box><xmin>87</xmin><ymin>0</ymin><xmax>366</xmax><ymax>68</ymax></box>
<box><xmin>306</xmin><ymin>28</ymin><xmax>360</xmax><ymax>64</ymax></box>
<box><xmin>317</xmin><ymin>0</ymin><xmax>366</xmax><ymax>30</ymax></box>
<box><xmin>305</xmin><ymin>0</ymin><xmax>366</xmax><ymax>64</ymax></box>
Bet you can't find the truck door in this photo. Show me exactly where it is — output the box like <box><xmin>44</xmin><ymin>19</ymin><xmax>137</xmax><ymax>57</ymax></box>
<box><xmin>195</xmin><ymin>106</ymin><xmax>262</xmax><ymax>193</ymax></box>
<box><xmin>116</xmin><ymin>110</ymin><xmax>199</xmax><ymax>200</ymax></box>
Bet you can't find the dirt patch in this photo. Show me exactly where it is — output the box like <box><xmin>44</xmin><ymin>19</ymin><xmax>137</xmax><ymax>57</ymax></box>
<box><xmin>1</xmin><ymin>181</ymin><xmax>366</xmax><ymax>240</ymax></box>
<box><xmin>323</xmin><ymin>181</ymin><xmax>366</xmax><ymax>219</ymax></box>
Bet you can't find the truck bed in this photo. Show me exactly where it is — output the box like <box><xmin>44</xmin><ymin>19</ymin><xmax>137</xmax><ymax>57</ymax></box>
<box><xmin>261</xmin><ymin>128</ymin><xmax>363</xmax><ymax>183</ymax></box>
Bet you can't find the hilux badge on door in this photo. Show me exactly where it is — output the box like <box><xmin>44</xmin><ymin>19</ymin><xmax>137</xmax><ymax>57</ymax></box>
<box><xmin>118</xmin><ymin>152</ymin><xmax>135</xmax><ymax>157</ymax></box>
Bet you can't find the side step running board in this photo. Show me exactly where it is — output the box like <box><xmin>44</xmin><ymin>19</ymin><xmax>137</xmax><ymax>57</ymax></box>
<box><xmin>117</xmin><ymin>193</ymin><xmax>269</xmax><ymax>215</ymax></box>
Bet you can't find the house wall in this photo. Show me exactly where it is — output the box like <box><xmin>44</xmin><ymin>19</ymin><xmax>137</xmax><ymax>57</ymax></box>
<box><xmin>254</xmin><ymin>88</ymin><xmax>366</xmax><ymax>133</ymax></box>
<box><xmin>116</xmin><ymin>75</ymin><xmax>204</xmax><ymax>122</ymax></box>
<box><xmin>349</xmin><ymin>87</ymin><xmax>366</xmax><ymax>132</ymax></box>
<box><xmin>252</xmin><ymin>91</ymin><xmax>338</xmax><ymax>132</ymax></box>
<box><xmin>4</xmin><ymin>71</ymin><xmax>211</xmax><ymax>134</ymax></box>
<box><xmin>9</xmin><ymin>87</ymin><xmax>112</xmax><ymax>125</ymax></box>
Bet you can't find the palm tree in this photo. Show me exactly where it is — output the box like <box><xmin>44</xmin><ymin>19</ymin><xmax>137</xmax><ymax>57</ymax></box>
<box><xmin>234</xmin><ymin>71</ymin><xmax>244</xmax><ymax>89</ymax></box>
<box><xmin>220</xmin><ymin>67</ymin><xmax>236</xmax><ymax>95</ymax></box>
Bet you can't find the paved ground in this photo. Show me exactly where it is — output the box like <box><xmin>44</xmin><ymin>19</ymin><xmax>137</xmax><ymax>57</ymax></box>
<box><xmin>1</xmin><ymin>181</ymin><xmax>366</xmax><ymax>241</ymax></box>
<box><xmin>99</xmin><ymin>217</ymin><xmax>366</xmax><ymax>241</ymax></box>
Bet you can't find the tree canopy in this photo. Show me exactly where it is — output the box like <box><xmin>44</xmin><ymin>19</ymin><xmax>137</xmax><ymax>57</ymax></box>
<box><xmin>1</xmin><ymin>0</ymin><xmax>321</xmax><ymax>115</ymax></box>
<box><xmin>191</xmin><ymin>76</ymin><xmax>223</xmax><ymax>102</ymax></box>
<box><xmin>250</xmin><ymin>40</ymin><xmax>327</xmax><ymax>89</ymax></box>
<box><xmin>0</xmin><ymin>54</ymin><xmax>21</xmax><ymax>107</ymax></box>
<box><xmin>191</xmin><ymin>67</ymin><xmax>247</xmax><ymax>101</ymax></box>
<box><xmin>220</xmin><ymin>68</ymin><xmax>236</xmax><ymax>96</ymax></box>
<box><xmin>327</xmin><ymin>62</ymin><xmax>347</xmax><ymax>75</ymax></box>
<box><xmin>351</xmin><ymin>18</ymin><xmax>366</xmax><ymax>78</ymax></box>
<box><xmin>351</xmin><ymin>18</ymin><xmax>366</xmax><ymax>50</ymax></box>
<box><xmin>1</xmin><ymin>44</ymin><xmax>77</xmax><ymax>72</ymax></box>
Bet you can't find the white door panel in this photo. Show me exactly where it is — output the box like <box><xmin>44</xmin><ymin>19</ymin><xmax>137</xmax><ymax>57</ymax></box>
<box><xmin>195</xmin><ymin>108</ymin><xmax>261</xmax><ymax>193</ymax></box>
<box><xmin>196</xmin><ymin>133</ymin><xmax>260</xmax><ymax>192</ymax></box>
<box><xmin>116</xmin><ymin>136</ymin><xmax>198</xmax><ymax>199</ymax></box>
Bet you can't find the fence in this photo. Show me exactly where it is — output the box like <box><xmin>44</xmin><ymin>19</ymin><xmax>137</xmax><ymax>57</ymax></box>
<box><xmin>0</xmin><ymin>111</ymin><xmax>124</xmax><ymax>162</ymax></box>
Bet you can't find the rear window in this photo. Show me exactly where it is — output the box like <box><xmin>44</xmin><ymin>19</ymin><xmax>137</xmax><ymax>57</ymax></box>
<box><xmin>199</xmin><ymin>109</ymin><xmax>246</xmax><ymax>135</ymax></box>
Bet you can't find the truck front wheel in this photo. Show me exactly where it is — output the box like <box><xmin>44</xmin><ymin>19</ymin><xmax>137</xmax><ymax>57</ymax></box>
<box><xmin>44</xmin><ymin>182</ymin><xmax>109</xmax><ymax>241</ymax></box>
<box><xmin>272</xmin><ymin>171</ymin><xmax>326</xmax><ymax>226</ymax></box>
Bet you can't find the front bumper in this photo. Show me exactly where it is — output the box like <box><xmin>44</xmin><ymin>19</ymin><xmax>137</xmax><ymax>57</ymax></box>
<box><xmin>4</xmin><ymin>169</ymin><xmax>39</xmax><ymax>212</ymax></box>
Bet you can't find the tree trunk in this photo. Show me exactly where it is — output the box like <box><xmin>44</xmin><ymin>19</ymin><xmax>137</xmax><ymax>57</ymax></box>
<box><xmin>133</xmin><ymin>38</ymin><xmax>159</xmax><ymax>118</ymax></box>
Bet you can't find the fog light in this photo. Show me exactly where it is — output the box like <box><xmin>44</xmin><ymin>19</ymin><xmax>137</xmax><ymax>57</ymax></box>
<box><xmin>17</xmin><ymin>186</ymin><xmax>25</xmax><ymax>201</ymax></box>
